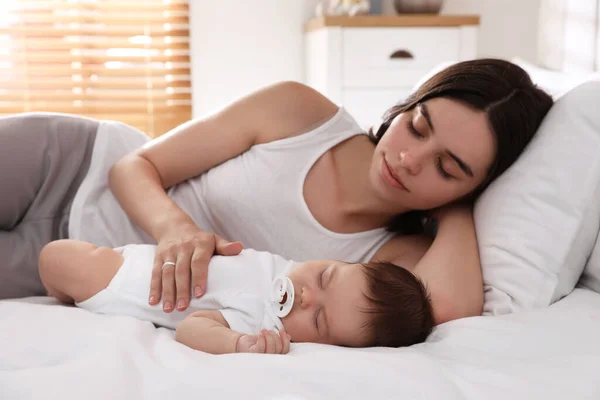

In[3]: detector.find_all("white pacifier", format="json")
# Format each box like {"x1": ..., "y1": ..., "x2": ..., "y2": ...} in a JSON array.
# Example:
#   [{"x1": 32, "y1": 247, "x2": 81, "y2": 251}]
[{"x1": 271, "y1": 276, "x2": 295, "y2": 318}]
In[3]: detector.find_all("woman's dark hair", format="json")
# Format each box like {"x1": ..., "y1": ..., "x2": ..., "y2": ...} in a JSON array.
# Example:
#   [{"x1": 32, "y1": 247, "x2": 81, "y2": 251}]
[{"x1": 368, "y1": 58, "x2": 554, "y2": 235}]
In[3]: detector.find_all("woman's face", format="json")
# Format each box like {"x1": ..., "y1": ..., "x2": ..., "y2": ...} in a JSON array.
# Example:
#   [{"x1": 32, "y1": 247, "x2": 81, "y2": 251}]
[{"x1": 370, "y1": 97, "x2": 496, "y2": 211}]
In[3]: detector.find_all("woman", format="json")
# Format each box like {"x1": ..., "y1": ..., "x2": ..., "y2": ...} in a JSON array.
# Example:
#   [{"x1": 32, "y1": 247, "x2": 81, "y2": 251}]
[{"x1": 0, "y1": 59, "x2": 553, "y2": 324}]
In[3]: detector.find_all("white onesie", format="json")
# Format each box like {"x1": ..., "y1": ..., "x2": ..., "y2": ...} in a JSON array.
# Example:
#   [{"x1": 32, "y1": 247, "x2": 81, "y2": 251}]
[{"x1": 76, "y1": 246, "x2": 295, "y2": 334}]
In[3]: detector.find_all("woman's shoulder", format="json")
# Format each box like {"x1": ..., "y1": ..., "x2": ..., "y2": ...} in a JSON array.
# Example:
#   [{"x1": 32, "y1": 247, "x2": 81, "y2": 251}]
[
  {"x1": 254, "y1": 81, "x2": 341, "y2": 144},
  {"x1": 272, "y1": 81, "x2": 339, "y2": 120}
]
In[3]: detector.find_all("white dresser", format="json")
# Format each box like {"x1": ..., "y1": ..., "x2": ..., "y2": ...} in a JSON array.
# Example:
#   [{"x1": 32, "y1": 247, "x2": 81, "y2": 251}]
[{"x1": 303, "y1": 15, "x2": 480, "y2": 128}]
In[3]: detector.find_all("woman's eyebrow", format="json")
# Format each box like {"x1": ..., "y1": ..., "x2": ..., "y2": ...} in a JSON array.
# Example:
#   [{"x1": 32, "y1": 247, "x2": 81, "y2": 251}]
[{"x1": 446, "y1": 151, "x2": 474, "y2": 177}]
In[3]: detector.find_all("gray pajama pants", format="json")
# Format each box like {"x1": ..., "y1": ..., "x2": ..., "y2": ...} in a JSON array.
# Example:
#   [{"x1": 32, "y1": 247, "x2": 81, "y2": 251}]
[{"x1": 0, "y1": 113, "x2": 98, "y2": 299}]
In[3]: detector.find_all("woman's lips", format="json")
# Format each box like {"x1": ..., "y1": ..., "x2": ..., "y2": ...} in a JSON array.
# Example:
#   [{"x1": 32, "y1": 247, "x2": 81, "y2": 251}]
[{"x1": 382, "y1": 158, "x2": 409, "y2": 192}]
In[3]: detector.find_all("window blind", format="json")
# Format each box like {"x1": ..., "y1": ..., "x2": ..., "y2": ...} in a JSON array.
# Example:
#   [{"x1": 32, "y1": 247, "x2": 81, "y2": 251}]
[{"x1": 0, "y1": 0, "x2": 191, "y2": 137}]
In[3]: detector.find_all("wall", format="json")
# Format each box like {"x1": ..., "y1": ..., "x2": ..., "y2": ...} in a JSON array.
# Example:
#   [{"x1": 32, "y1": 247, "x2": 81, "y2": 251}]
[
  {"x1": 189, "y1": 0, "x2": 541, "y2": 117},
  {"x1": 189, "y1": 0, "x2": 316, "y2": 116},
  {"x1": 444, "y1": 0, "x2": 541, "y2": 62},
  {"x1": 383, "y1": 0, "x2": 542, "y2": 62}
]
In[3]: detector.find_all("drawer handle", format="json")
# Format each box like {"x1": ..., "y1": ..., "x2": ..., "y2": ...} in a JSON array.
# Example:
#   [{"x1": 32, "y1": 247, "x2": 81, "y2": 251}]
[{"x1": 389, "y1": 49, "x2": 414, "y2": 59}]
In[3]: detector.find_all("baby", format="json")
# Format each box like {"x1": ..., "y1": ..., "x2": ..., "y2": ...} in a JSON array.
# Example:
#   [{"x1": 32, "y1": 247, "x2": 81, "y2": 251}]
[{"x1": 38, "y1": 240, "x2": 434, "y2": 354}]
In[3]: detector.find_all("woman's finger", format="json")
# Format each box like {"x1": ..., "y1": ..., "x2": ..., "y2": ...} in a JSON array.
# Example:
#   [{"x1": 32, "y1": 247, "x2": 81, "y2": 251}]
[
  {"x1": 160, "y1": 261, "x2": 176, "y2": 313},
  {"x1": 214, "y1": 235, "x2": 243, "y2": 256},
  {"x1": 174, "y1": 248, "x2": 193, "y2": 311},
  {"x1": 190, "y1": 246, "x2": 211, "y2": 299},
  {"x1": 149, "y1": 254, "x2": 164, "y2": 305}
]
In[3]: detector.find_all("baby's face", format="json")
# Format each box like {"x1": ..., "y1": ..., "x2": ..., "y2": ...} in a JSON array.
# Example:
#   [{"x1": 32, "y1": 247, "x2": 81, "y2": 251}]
[{"x1": 281, "y1": 260, "x2": 371, "y2": 347}]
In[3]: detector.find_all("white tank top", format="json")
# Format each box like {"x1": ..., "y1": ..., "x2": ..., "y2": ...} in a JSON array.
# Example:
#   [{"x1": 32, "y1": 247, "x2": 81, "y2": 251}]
[{"x1": 69, "y1": 107, "x2": 394, "y2": 263}]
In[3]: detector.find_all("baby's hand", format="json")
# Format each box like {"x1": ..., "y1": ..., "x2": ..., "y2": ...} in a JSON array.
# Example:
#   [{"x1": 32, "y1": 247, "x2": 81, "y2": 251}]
[{"x1": 236, "y1": 329, "x2": 291, "y2": 354}]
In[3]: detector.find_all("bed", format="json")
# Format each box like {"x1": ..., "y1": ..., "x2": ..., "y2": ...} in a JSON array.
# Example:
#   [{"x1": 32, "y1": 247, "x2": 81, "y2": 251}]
[
  {"x1": 0, "y1": 289, "x2": 599, "y2": 400},
  {"x1": 2, "y1": 2, "x2": 600, "y2": 399}
]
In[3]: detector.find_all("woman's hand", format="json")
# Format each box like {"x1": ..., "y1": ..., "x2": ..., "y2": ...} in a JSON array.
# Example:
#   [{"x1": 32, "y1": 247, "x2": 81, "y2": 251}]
[
  {"x1": 236, "y1": 329, "x2": 291, "y2": 354},
  {"x1": 149, "y1": 222, "x2": 243, "y2": 312}
]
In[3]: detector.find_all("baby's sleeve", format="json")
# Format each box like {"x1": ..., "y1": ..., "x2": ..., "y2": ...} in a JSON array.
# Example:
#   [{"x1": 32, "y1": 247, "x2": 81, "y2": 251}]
[{"x1": 219, "y1": 308, "x2": 260, "y2": 336}]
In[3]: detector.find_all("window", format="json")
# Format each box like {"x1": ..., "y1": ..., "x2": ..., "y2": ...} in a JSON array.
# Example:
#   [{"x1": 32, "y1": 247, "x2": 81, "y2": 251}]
[{"x1": 0, "y1": 0, "x2": 191, "y2": 137}]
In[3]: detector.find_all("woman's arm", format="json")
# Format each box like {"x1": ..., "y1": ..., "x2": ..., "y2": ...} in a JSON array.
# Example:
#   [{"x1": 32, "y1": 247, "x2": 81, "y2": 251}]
[
  {"x1": 109, "y1": 81, "x2": 339, "y2": 313},
  {"x1": 374, "y1": 207, "x2": 483, "y2": 325},
  {"x1": 412, "y1": 207, "x2": 483, "y2": 324},
  {"x1": 175, "y1": 311, "x2": 290, "y2": 354}
]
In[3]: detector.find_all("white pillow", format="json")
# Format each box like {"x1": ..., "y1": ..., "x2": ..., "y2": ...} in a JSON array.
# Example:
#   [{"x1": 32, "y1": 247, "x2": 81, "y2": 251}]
[
  {"x1": 580, "y1": 241, "x2": 600, "y2": 294},
  {"x1": 474, "y1": 80, "x2": 600, "y2": 315},
  {"x1": 511, "y1": 57, "x2": 600, "y2": 99}
]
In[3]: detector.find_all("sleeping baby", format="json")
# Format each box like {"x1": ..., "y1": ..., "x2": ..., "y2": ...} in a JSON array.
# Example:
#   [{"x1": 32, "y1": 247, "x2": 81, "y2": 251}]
[{"x1": 38, "y1": 240, "x2": 434, "y2": 354}]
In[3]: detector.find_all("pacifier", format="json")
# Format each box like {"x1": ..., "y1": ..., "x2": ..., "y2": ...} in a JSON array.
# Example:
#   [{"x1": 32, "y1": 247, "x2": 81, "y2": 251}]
[{"x1": 271, "y1": 276, "x2": 295, "y2": 318}]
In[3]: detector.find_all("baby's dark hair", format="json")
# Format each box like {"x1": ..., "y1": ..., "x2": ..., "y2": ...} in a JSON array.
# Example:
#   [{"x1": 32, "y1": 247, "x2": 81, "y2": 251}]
[{"x1": 360, "y1": 261, "x2": 434, "y2": 347}]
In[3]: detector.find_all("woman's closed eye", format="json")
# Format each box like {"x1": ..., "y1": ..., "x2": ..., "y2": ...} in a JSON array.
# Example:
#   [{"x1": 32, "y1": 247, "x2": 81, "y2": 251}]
[
  {"x1": 436, "y1": 157, "x2": 453, "y2": 180},
  {"x1": 406, "y1": 120, "x2": 424, "y2": 139},
  {"x1": 405, "y1": 119, "x2": 453, "y2": 179}
]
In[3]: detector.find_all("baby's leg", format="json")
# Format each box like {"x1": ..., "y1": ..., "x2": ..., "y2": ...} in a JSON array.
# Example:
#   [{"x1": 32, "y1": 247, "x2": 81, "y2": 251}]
[{"x1": 38, "y1": 240, "x2": 123, "y2": 304}]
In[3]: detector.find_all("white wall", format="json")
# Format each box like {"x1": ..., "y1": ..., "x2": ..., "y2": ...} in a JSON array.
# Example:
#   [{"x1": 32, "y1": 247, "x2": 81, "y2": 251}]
[
  {"x1": 189, "y1": 0, "x2": 541, "y2": 117},
  {"x1": 189, "y1": 0, "x2": 317, "y2": 116},
  {"x1": 442, "y1": 0, "x2": 541, "y2": 62},
  {"x1": 381, "y1": 0, "x2": 542, "y2": 62}
]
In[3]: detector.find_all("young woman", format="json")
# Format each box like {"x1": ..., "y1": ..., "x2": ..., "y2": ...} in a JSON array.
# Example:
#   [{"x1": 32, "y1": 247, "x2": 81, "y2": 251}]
[{"x1": 0, "y1": 59, "x2": 553, "y2": 324}]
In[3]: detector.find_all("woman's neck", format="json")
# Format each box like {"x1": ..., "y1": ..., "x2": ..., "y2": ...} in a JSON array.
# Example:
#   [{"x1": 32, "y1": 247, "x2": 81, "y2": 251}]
[{"x1": 332, "y1": 136, "x2": 409, "y2": 230}]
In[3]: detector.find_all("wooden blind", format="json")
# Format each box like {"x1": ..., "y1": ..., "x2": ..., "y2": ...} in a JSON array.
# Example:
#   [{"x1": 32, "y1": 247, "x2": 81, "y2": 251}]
[{"x1": 0, "y1": 0, "x2": 191, "y2": 137}]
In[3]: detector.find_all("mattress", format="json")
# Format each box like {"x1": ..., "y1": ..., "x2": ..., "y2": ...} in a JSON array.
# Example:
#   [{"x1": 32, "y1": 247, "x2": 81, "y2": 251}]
[{"x1": 1, "y1": 288, "x2": 599, "y2": 400}]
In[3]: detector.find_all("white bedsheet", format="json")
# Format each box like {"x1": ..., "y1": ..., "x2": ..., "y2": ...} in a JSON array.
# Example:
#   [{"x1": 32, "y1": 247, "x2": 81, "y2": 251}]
[{"x1": 1, "y1": 288, "x2": 599, "y2": 400}]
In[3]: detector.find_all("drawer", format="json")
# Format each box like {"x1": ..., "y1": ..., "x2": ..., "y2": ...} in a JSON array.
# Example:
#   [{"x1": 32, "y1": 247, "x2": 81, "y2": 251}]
[
  {"x1": 342, "y1": 88, "x2": 413, "y2": 129},
  {"x1": 342, "y1": 27, "x2": 460, "y2": 88}
]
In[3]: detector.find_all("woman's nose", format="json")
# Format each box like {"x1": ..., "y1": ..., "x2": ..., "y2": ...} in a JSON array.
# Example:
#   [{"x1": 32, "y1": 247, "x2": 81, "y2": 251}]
[{"x1": 400, "y1": 148, "x2": 424, "y2": 175}]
